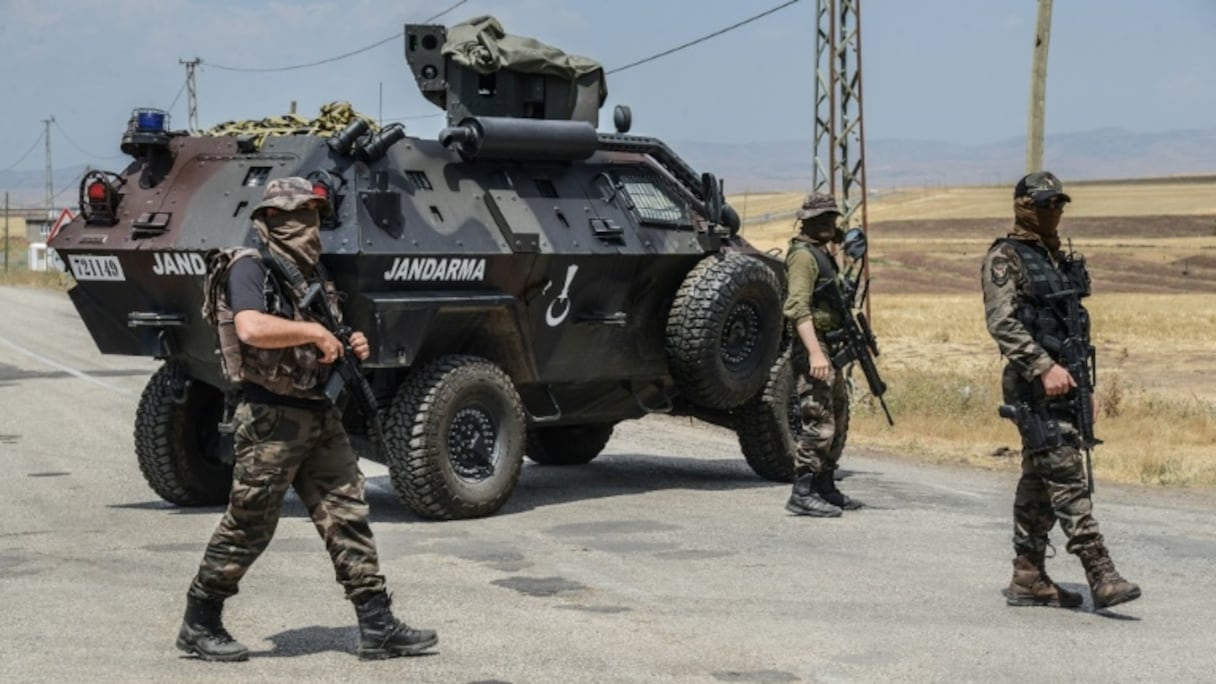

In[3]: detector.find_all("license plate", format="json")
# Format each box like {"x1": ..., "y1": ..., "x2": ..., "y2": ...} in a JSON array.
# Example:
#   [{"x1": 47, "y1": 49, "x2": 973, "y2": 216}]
[{"x1": 68, "y1": 254, "x2": 126, "y2": 282}]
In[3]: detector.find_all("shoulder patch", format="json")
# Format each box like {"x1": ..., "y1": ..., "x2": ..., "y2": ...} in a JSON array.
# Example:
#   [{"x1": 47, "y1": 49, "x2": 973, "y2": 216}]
[
  {"x1": 990, "y1": 255, "x2": 1011, "y2": 287},
  {"x1": 985, "y1": 242, "x2": 1020, "y2": 288}
]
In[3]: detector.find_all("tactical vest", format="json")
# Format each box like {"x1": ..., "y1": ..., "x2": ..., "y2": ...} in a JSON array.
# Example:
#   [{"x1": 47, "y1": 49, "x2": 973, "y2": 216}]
[
  {"x1": 788, "y1": 237, "x2": 844, "y2": 333},
  {"x1": 200, "y1": 247, "x2": 341, "y2": 399},
  {"x1": 993, "y1": 238, "x2": 1092, "y2": 356}
]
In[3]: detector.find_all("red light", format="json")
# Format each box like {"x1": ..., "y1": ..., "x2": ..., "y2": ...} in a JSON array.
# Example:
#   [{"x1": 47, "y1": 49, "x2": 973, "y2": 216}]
[
  {"x1": 311, "y1": 183, "x2": 329, "y2": 199},
  {"x1": 87, "y1": 182, "x2": 108, "y2": 202}
]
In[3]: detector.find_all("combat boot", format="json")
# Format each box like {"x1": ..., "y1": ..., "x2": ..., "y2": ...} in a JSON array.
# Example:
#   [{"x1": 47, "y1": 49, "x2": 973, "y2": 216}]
[
  {"x1": 784, "y1": 473, "x2": 842, "y2": 517},
  {"x1": 1006, "y1": 551, "x2": 1083, "y2": 608},
  {"x1": 1078, "y1": 543, "x2": 1141, "y2": 609},
  {"x1": 814, "y1": 471, "x2": 864, "y2": 510},
  {"x1": 354, "y1": 591, "x2": 438, "y2": 660},
  {"x1": 176, "y1": 595, "x2": 249, "y2": 662}
]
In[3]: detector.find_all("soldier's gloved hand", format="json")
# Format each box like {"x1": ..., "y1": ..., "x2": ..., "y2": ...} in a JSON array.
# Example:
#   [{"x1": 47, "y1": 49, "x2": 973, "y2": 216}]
[
  {"x1": 313, "y1": 324, "x2": 344, "y2": 364},
  {"x1": 1040, "y1": 364, "x2": 1076, "y2": 397},
  {"x1": 348, "y1": 331, "x2": 371, "y2": 361}
]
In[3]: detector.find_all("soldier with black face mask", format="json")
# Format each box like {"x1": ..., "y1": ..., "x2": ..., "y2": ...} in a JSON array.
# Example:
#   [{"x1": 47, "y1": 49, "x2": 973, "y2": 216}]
[
  {"x1": 781, "y1": 192, "x2": 862, "y2": 518},
  {"x1": 178, "y1": 177, "x2": 438, "y2": 661},
  {"x1": 982, "y1": 171, "x2": 1140, "y2": 611}
]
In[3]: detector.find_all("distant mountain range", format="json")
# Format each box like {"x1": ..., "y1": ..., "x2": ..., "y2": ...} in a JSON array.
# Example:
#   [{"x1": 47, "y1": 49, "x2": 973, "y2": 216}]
[
  {"x1": 674, "y1": 127, "x2": 1216, "y2": 192},
  {"x1": 3, "y1": 127, "x2": 1215, "y2": 207}
]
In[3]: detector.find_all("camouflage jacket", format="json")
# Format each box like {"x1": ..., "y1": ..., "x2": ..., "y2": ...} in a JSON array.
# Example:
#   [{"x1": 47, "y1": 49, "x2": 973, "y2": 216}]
[
  {"x1": 783, "y1": 236, "x2": 844, "y2": 333},
  {"x1": 981, "y1": 235, "x2": 1062, "y2": 381},
  {"x1": 201, "y1": 247, "x2": 341, "y2": 399}
]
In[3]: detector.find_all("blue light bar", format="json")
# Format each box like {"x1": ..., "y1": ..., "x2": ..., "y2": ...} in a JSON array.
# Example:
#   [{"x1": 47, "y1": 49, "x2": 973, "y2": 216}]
[{"x1": 134, "y1": 108, "x2": 168, "y2": 133}]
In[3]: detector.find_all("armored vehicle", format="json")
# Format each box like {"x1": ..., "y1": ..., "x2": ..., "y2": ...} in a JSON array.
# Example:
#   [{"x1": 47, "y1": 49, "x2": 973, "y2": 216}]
[{"x1": 50, "y1": 16, "x2": 801, "y2": 519}]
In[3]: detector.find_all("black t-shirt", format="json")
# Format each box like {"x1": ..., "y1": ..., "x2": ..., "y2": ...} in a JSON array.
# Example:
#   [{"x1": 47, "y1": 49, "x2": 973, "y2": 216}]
[{"x1": 227, "y1": 256, "x2": 327, "y2": 409}]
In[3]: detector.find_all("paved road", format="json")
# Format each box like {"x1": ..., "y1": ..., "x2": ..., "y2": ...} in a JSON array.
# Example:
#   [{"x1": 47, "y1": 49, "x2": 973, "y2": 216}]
[{"x1": 2, "y1": 286, "x2": 1215, "y2": 683}]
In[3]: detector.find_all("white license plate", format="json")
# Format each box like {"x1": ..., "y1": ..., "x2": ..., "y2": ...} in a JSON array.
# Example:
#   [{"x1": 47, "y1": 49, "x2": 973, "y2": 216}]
[{"x1": 68, "y1": 254, "x2": 126, "y2": 282}]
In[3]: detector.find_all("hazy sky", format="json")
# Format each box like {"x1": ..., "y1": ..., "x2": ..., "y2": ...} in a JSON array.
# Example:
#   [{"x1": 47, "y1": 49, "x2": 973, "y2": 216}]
[{"x1": 2, "y1": 0, "x2": 1214, "y2": 180}]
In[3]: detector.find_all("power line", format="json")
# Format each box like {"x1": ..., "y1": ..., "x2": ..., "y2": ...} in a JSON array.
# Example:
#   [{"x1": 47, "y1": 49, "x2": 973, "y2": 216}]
[
  {"x1": 607, "y1": 0, "x2": 801, "y2": 75},
  {"x1": 382, "y1": 112, "x2": 445, "y2": 124},
  {"x1": 53, "y1": 120, "x2": 123, "y2": 161},
  {"x1": 165, "y1": 78, "x2": 188, "y2": 119},
  {"x1": 1, "y1": 130, "x2": 45, "y2": 172},
  {"x1": 202, "y1": 0, "x2": 468, "y2": 73}
]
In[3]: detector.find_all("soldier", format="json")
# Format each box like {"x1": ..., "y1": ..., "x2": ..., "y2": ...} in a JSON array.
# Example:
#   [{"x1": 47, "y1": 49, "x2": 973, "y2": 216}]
[
  {"x1": 177, "y1": 177, "x2": 438, "y2": 661},
  {"x1": 982, "y1": 171, "x2": 1140, "y2": 610},
  {"x1": 782, "y1": 192, "x2": 864, "y2": 517}
]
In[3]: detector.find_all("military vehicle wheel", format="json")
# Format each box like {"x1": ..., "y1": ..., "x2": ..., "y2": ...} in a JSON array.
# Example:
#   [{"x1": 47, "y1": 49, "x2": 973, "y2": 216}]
[
  {"x1": 666, "y1": 252, "x2": 782, "y2": 410},
  {"x1": 134, "y1": 363, "x2": 233, "y2": 506},
  {"x1": 733, "y1": 349, "x2": 798, "y2": 482},
  {"x1": 385, "y1": 355, "x2": 525, "y2": 520},
  {"x1": 526, "y1": 423, "x2": 615, "y2": 465}
]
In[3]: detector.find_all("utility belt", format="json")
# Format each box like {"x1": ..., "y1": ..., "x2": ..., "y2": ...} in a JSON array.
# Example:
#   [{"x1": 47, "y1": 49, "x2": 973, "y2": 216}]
[{"x1": 241, "y1": 382, "x2": 332, "y2": 412}]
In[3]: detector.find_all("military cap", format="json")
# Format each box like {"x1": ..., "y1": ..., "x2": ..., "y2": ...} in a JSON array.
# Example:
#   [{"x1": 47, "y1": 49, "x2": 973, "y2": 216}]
[
  {"x1": 1014, "y1": 171, "x2": 1072, "y2": 207},
  {"x1": 252, "y1": 176, "x2": 332, "y2": 218},
  {"x1": 795, "y1": 191, "x2": 841, "y2": 220}
]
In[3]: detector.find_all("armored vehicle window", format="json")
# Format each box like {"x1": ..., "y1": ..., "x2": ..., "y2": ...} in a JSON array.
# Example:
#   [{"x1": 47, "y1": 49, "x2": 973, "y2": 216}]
[
  {"x1": 242, "y1": 167, "x2": 272, "y2": 187},
  {"x1": 534, "y1": 178, "x2": 559, "y2": 198},
  {"x1": 615, "y1": 170, "x2": 690, "y2": 226},
  {"x1": 405, "y1": 170, "x2": 433, "y2": 191}
]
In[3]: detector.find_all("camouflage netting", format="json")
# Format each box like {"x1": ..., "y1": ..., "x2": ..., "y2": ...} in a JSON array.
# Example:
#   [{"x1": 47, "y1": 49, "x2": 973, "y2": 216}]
[
  {"x1": 203, "y1": 101, "x2": 379, "y2": 149},
  {"x1": 443, "y1": 15, "x2": 607, "y2": 102}
]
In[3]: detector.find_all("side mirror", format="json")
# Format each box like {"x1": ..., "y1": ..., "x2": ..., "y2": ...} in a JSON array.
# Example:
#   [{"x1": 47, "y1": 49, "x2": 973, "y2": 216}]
[
  {"x1": 842, "y1": 227, "x2": 867, "y2": 261},
  {"x1": 701, "y1": 172, "x2": 723, "y2": 225}
]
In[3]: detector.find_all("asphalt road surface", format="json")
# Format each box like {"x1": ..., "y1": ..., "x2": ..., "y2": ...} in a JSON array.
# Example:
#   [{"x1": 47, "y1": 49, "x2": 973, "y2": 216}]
[{"x1": 2, "y1": 285, "x2": 1215, "y2": 683}]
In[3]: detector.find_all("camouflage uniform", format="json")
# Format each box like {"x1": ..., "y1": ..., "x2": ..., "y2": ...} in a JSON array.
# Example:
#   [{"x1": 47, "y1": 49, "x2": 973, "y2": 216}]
[
  {"x1": 982, "y1": 171, "x2": 1139, "y2": 609},
  {"x1": 785, "y1": 237, "x2": 848, "y2": 476},
  {"x1": 189, "y1": 177, "x2": 384, "y2": 604},
  {"x1": 178, "y1": 178, "x2": 437, "y2": 661},
  {"x1": 782, "y1": 192, "x2": 859, "y2": 516}
]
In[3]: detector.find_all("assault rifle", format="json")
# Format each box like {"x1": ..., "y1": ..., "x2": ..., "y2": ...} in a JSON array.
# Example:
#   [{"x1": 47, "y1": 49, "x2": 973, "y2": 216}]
[
  {"x1": 998, "y1": 243, "x2": 1099, "y2": 493},
  {"x1": 818, "y1": 229, "x2": 893, "y2": 426},
  {"x1": 297, "y1": 279, "x2": 388, "y2": 461}
]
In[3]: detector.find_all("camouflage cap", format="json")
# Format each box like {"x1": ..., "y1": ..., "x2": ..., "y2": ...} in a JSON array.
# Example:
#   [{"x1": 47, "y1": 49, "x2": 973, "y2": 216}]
[
  {"x1": 1014, "y1": 171, "x2": 1071, "y2": 207},
  {"x1": 252, "y1": 176, "x2": 332, "y2": 218},
  {"x1": 795, "y1": 192, "x2": 841, "y2": 220}
]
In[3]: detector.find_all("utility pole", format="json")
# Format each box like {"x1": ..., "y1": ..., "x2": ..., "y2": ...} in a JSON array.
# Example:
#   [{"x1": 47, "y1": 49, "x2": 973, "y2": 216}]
[
  {"x1": 42, "y1": 117, "x2": 54, "y2": 217},
  {"x1": 1025, "y1": 0, "x2": 1053, "y2": 173},
  {"x1": 4, "y1": 192, "x2": 9, "y2": 273},
  {"x1": 180, "y1": 57, "x2": 201, "y2": 132}
]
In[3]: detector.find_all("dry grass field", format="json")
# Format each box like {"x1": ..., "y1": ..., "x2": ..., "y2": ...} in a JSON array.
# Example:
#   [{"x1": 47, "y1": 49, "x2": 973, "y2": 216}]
[{"x1": 732, "y1": 177, "x2": 1216, "y2": 486}]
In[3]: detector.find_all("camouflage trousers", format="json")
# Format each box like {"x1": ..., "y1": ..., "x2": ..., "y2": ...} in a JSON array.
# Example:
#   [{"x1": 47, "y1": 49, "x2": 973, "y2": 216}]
[
  {"x1": 1003, "y1": 368, "x2": 1104, "y2": 557},
  {"x1": 189, "y1": 401, "x2": 386, "y2": 603},
  {"x1": 793, "y1": 363, "x2": 850, "y2": 476},
  {"x1": 1013, "y1": 422, "x2": 1104, "y2": 557}
]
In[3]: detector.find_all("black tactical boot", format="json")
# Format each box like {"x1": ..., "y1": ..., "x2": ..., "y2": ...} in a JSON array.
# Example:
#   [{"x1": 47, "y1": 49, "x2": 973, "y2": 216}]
[
  {"x1": 1077, "y1": 543, "x2": 1141, "y2": 610},
  {"x1": 814, "y1": 471, "x2": 864, "y2": 510},
  {"x1": 176, "y1": 595, "x2": 249, "y2": 662},
  {"x1": 1006, "y1": 550, "x2": 1083, "y2": 608},
  {"x1": 785, "y1": 473, "x2": 842, "y2": 517},
  {"x1": 354, "y1": 592, "x2": 438, "y2": 660}
]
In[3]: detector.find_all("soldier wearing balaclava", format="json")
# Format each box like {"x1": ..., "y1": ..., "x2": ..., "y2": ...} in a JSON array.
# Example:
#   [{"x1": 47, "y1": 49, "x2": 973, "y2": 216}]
[{"x1": 982, "y1": 171, "x2": 1140, "y2": 611}]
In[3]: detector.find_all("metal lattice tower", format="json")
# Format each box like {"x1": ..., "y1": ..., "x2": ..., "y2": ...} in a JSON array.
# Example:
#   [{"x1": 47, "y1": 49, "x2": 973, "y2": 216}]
[
  {"x1": 813, "y1": 0, "x2": 871, "y2": 316},
  {"x1": 812, "y1": 0, "x2": 869, "y2": 232},
  {"x1": 180, "y1": 58, "x2": 201, "y2": 132}
]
